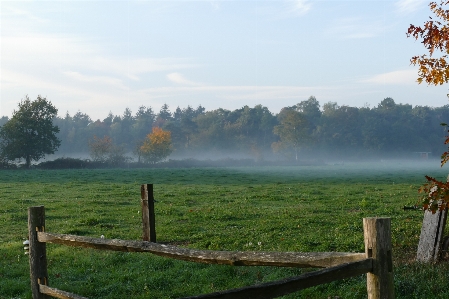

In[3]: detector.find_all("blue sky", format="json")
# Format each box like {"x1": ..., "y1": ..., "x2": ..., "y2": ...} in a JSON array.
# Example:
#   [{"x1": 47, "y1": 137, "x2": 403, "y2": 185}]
[{"x1": 1, "y1": 0, "x2": 448, "y2": 120}]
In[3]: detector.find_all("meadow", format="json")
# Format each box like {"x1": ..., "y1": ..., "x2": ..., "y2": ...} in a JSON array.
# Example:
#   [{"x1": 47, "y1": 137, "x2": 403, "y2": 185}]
[{"x1": 2, "y1": 161, "x2": 449, "y2": 298}]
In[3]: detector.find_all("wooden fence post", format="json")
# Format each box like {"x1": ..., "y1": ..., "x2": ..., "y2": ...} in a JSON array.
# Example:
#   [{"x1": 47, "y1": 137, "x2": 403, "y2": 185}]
[
  {"x1": 363, "y1": 217, "x2": 394, "y2": 299},
  {"x1": 28, "y1": 206, "x2": 49, "y2": 299},
  {"x1": 141, "y1": 184, "x2": 156, "y2": 242},
  {"x1": 416, "y1": 207, "x2": 448, "y2": 262}
]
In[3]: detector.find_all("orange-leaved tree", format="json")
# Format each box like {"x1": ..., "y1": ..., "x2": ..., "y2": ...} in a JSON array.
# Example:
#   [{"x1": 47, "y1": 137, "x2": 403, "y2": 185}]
[
  {"x1": 408, "y1": 0, "x2": 449, "y2": 212},
  {"x1": 140, "y1": 127, "x2": 173, "y2": 164}
]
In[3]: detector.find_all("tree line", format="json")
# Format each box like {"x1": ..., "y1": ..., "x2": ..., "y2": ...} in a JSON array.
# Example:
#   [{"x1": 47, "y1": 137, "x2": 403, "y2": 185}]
[{"x1": 1, "y1": 95, "x2": 449, "y2": 166}]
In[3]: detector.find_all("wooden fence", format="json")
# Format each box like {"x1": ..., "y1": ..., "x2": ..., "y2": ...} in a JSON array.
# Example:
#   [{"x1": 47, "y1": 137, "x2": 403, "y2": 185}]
[{"x1": 27, "y1": 184, "x2": 395, "y2": 299}]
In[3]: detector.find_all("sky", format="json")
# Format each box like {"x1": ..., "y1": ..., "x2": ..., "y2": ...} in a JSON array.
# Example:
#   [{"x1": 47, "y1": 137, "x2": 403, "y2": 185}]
[{"x1": 1, "y1": 0, "x2": 449, "y2": 121}]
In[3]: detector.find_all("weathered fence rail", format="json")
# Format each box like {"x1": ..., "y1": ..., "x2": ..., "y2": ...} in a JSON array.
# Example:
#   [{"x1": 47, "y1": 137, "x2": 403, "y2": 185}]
[
  {"x1": 27, "y1": 184, "x2": 395, "y2": 299},
  {"x1": 38, "y1": 232, "x2": 367, "y2": 268}
]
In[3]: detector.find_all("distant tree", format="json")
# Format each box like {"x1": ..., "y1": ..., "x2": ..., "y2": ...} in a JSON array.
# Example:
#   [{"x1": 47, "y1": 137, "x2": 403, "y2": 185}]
[
  {"x1": 141, "y1": 127, "x2": 172, "y2": 164},
  {"x1": 70, "y1": 111, "x2": 92, "y2": 153},
  {"x1": 295, "y1": 96, "x2": 321, "y2": 125},
  {"x1": 320, "y1": 105, "x2": 362, "y2": 153},
  {"x1": 88, "y1": 135, "x2": 129, "y2": 165},
  {"x1": 0, "y1": 116, "x2": 8, "y2": 127},
  {"x1": 88, "y1": 119, "x2": 110, "y2": 140},
  {"x1": 103, "y1": 112, "x2": 114, "y2": 127},
  {"x1": 165, "y1": 105, "x2": 200, "y2": 152},
  {"x1": 272, "y1": 109, "x2": 310, "y2": 161},
  {"x1": 195, "y1": 105, "x2": 206, "y2": 116},
  {"x1": 163, "y1": 120, "x2": 183, "y2": 152},
  {"x1": 322, "y1": 102, "x2": 339, "y2": 116},
  {"x1": 107, "y1": 108, "x2": 135, "y2": 150},
  {"x1": 173, "y1": 106, "x2": 183, "y2": 122},
  {"x1": 132, "y1": 139, "x2": 145, "y2": 163},
  {"x1": 53, "y1": 110, "x2": 95, "y2": 154},
  {"x1": 229, "y1": 105, "x2": 277, "y2": 158},
  {"x1": 72, "y1": 111, "x2": 92, "y2": 128},
  {"x1": 159, "y1": 104, "x2": 172, "y2": 120},
  {"x1": 193, "y1": 108, "x2": 232, "y2": 152},
  {"x1": 108, "y1": 144, "x2": 129, "y2": 166},
  {"x1": 120, "y1": 107, "x2": 134, "y2": 147},
  {"x1": 133, "y1": 106, "x2": 155, "y2": 141},
  {"x1": 183, "y1": 105, "x2": 196, "y2": 119},
  {"x1": 153, "y1": 104, "x2": 172, "y2": 128},
  {"x1": 0, "y1": 95, "x2": 60, "y2": 168},
  {"x1": 88, "y1": 135, "x2": 113, "y2": 162}
]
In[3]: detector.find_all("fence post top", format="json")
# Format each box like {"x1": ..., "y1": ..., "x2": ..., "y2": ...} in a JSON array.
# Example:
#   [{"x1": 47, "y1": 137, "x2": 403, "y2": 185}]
[{"x1": 29, "y1": 205, "x2": 45, "y2": 209}]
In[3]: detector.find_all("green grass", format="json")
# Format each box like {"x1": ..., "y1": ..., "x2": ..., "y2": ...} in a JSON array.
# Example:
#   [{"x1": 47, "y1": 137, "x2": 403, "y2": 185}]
[{"x1": 1, "y1": 161, "x2": 449, "y2": 298}]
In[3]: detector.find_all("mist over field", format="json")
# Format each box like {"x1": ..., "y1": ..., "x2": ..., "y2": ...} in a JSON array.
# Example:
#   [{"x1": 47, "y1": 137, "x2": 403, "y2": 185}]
[{"x1": 2, "y1": 97, "x2": 449, "y2": 167}]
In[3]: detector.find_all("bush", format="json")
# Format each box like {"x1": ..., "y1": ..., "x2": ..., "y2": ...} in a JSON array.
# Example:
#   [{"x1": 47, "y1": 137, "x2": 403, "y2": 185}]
[{"x1": 37, "y1": 157, "x2": 89, "y2": 169}]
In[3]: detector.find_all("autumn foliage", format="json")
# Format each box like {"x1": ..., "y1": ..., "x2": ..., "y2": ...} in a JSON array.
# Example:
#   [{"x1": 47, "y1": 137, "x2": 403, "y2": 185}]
[
  {"x1": 408, "y1": 1, "x2": 449, "y2": 212},
  {"x1": 140, "y1": 127, "x2": 172, "y2": 164},
  {"x1": 419, "y1": 131, "x2": 449, "y2": 213},
  {"x1": 407, "y1": 1, "x2": 449, "y2": 86}
]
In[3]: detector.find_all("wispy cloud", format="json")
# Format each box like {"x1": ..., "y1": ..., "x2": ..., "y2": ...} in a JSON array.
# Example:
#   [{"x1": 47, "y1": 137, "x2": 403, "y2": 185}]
[
  {"x1": 209, "y1": 1, "x2": 220, "y2": 11},
  {"x1": 0, "y1": 68, "x2": 127, "y2": 116},
  {"x1": 63, "y1": 71, "x2": 128, "y2": 90},
  {"x1": 2, "y1": 31, "x2": 199, "y2": 86},
  {"x1": 326, "y1": 17, "x2": 387, "y2": 39},
  {"x1": 361, "y1": 69, "x2": 418, "y2": 85},
  {"x1": 137, "y1": 85, "x2": 328, "y2": 104},
  {"x1": 255, "y1": 0, "x2": 312, "y2": 19},
  {"x1": 87, "y1": 57, "x2": 198, "y2": 81},
  {"x1": 167, "y1": 73, "x2": 203, "y2": 86},
  {"x1": 2, "y1": 6, "x2": 50, "y2": 24},
  {"x1": 1, "y1": 2, "x2": 200, "y2": 82},
  {"x1": 288, "y1": 0, "x2": 312, "y2": 16},
  {"x1": 395, "y1": 0, "x2": 427, "y2": 15},
  {"x1": 0, "y1": 5, "x2": 201, "y2": 118}
]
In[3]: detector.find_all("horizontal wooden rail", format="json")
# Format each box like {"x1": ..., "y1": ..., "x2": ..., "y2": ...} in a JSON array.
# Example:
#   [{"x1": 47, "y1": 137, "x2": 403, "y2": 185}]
[
  {"x1": 183, "y1": 258, "x2": 373, "y2": 299},
  {"x1": 38, "y1": 232, "x2": 366, "y2": 268},
  {"x1": 39, "y1": 284, "x2": 88, "y2": 299},
  {"x1": 38, "y1": 258, "x2": 372, "y2": 299}
]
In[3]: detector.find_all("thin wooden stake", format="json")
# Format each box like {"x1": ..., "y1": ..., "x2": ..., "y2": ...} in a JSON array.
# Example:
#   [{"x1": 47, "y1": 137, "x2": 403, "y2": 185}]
[
  {"x1": 363, "y1": 217, "x2": 394, "y2": 299},
  {"x1": 141, "y1": 184, "x2": 156, "y2": 242},
  {"x1": 28, "y1": 206, "x2": 49, "y2": 299}
]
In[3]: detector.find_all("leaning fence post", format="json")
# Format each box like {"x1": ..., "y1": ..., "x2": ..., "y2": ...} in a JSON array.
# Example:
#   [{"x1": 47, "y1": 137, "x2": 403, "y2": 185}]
[
  {"x1": 363, "y1": 217, "x2": 394, "y2": 299},
  {"x1": 28, "y1": 206, "x2": 49, "y2": 299},
  {"x1": 141, "y1": 184, "x2": 156, "y2": 242}
]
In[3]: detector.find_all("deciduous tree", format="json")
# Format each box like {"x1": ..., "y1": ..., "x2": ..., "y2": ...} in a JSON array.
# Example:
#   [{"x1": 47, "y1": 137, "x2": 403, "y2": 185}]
[
  {"x1": 140, "y1": 127, "x2": 172, "y2": 164},
  {"x1": 408, "y1": 1, "x2": 449, "y2": 212},
  {"x1": 88, "y1": 135, "x2": 113, "y2": 162},
  {"x1": 0, "y1": 95, "x2": 60, "y2": 168},
  {"x1": 272, "y1": 109, "x2": 310, "y2": 161},
  {"x1": 407, "y1": 1, "x2": 449, "y2": 86}
]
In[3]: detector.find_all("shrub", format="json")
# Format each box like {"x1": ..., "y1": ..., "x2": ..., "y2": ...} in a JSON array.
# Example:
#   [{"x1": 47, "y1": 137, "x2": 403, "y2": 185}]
[{"x1": 37, "y1": 157, "x2": 89, "y2": 169}]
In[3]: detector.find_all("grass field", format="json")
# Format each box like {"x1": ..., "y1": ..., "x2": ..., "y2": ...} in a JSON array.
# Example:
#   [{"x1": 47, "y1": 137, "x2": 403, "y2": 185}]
[{"x1": 2, "y1": 161, "x2": 449, "y2": 298}]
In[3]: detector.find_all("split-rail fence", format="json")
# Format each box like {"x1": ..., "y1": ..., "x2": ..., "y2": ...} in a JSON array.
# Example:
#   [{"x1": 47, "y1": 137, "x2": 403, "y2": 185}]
[{"x1": 27, "y1": 184, "x2": 394, "y2": 299}]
